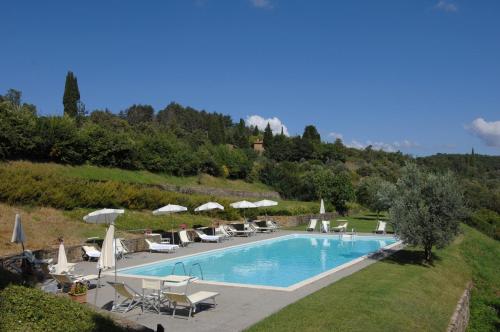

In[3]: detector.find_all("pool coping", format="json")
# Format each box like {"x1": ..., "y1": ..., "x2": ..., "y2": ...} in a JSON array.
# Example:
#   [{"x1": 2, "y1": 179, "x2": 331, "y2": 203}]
[{"x1": 105, "y1": 233, "x2": 402, "y2": 292}]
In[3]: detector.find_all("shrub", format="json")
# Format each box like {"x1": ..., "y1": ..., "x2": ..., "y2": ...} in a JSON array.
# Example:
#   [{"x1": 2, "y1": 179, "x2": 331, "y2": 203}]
[
  {"x1": 0, "y1": 285, "x2": 125, "y2": 332},
  {"x1": 466, "y1": 208, "x2": 500, "y2": 240}
]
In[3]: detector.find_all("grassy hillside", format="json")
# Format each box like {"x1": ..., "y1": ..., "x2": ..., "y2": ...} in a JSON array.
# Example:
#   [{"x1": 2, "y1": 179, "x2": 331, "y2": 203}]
[
  {"x1": 55, "y1": 162, "x2": 275, "y2": 193},
  {"x1": 248, "y1": 225, "x2": 499, "y2": 332}
]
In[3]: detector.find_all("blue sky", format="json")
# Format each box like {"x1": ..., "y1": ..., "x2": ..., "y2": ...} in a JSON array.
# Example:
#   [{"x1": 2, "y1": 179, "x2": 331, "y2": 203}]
[{"x1": 1, "y1": 0, "x2": 499, "y2": 155}]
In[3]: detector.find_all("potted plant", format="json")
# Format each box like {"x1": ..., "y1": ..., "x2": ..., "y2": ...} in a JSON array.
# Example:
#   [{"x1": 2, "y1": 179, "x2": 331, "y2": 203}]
[{"x1": 68, "y1": 281, "x2": 88, "y2": 303}]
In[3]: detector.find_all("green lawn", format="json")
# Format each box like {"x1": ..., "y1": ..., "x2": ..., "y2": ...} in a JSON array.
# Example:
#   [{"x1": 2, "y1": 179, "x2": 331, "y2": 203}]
[
  {"x1": 247, "y1": 225, "x2": 499, "y2": 332},
  {"x1": 284, "y1": 213, "x2": 394, "y2": 233}
]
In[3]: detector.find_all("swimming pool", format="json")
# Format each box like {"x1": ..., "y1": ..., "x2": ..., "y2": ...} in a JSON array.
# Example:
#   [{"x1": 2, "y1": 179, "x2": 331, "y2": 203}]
[{"x1": 118, "y1": 234, "x2": 399, "y2": 290}]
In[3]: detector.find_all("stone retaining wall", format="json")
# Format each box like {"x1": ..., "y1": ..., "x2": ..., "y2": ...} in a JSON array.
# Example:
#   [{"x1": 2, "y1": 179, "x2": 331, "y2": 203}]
[
  {"x1": 447, "y1": 282, "x2": 472, "y2": 332},
  {"x1": 158, "y1": 183, "x2": 281, "y2": 200}
]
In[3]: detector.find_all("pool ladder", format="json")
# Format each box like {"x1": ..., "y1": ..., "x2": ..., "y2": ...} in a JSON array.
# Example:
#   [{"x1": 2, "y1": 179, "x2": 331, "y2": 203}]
[{"x1": 170, "y1": 261, "x2": 204, "y2": 280}]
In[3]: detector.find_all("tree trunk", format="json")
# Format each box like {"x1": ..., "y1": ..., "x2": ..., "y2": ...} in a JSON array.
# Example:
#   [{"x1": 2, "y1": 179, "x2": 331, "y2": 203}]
[{"x1": 424, "y1": 244, "x2": 432, "y2": 261}]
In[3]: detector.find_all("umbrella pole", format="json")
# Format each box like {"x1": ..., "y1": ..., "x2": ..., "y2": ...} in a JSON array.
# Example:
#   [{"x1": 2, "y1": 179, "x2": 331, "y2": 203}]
[
  {"x1": 171, "y1": 216, "x2": 174, "y2": 245},
  {"x1": 95, "y1": 269, "x2": 101, "y2": 307}
]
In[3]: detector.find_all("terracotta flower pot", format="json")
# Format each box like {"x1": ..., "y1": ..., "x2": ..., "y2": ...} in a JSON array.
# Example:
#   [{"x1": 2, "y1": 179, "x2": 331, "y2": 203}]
[{"x1": 69, "y1": 293, "x2": 87, "y2": 304}]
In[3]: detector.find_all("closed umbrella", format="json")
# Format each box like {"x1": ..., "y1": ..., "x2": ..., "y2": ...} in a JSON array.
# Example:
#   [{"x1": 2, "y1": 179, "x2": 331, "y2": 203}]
[
  {"x1": 195, "y1": 202, "x2": 224, "y2": 234},
  {"x1": 11, "y1": 214, "x2": 26, "y2": 252},
  {"x1": 230, "y1": 200, "x2": 257, "y2": 221},
  {"x1": 153, "y1": 204, "x2": 188, "y2": 245},
  {"x1": 55, "y1": 243, "x2": 69, "y2": 274},
  {"x1": 83, "y1": 208, "x2": 124, "y2": 307},
  {"x1": 320, "y1": 199, "x2": 325, "y2": 215}
]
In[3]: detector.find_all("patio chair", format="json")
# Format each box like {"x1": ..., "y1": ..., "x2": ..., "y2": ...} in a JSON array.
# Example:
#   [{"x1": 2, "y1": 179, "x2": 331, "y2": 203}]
[
  {"x1": 142, "y1": 279, "x2": 163, "y2": 314},
  {"x1": 266, "y1": 220, "x2": 280, "y2": 231},
  {"x1": 108, "y1": 281, "x2": 143, "y2": 313},
  {"x1": 253, "y1": 221, "x2": 274, "y2": 232},
  {"x1": 374, "y1": 221, "x2": 387, "y2": 234},
  {"x1": 82, "y1": 245, "x2": 101, "y2": 261},
  {"x1": 306, "y1": 219, "x2": 318, "y2": 232},
  {"x1": 164, "y1": 291, "x2": 219, "y2": 318},
  {"x1": 331, "y1": 221, "x2": 348, "y2": 233},
  {"x1": 179, "y1": 230, "x2": 193, "y2": 247},
  {"x1": 214, "y1": 226, "x2": 231, "y2": 240},
  {"x1": 145, "y1": 239, "x2": 179, "y2": 253},
  {"x1": 321, "y1": 220, "x2": 330, "y2": 233},
  {"x1": 194, "y1": 230, "x2": 222, "y2": 243}
]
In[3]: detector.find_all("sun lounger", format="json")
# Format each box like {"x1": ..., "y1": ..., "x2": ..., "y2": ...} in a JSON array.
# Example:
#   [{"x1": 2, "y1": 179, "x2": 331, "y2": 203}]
[
  {"x1": 374, "y1": 221, "x2": 387, "y2": 234},
  {"x1": 266, "y1": 220, "x2": 280, "y2": 231},
  {"x1": 145, "y1": 239, "x2": 179, "y2": 253},
  {"x1": 227, "y1": 224, "x2": 253, "y2": 237},
  {"x1": 82, "y1": 245, "x2": 101, "y2": 261},
  {"x1": 108, "y1": 281, "x2": 144, "y2": 313},
  {"x1": 215, "y1": 226, "x2": 231, "y2": 240},
  {"x1": 194, "y1": 230, "x2": 222, "y2": 243},
  {"x1": 306, "y1": 219, "x2": 317, "y2": 232},
  {"x1": 114, "y1": 238, "x2": 129, "y2": 259},
  {"x1": 331, "y1": 221, "x2": 348, "y2": 232},
  {"x1": 179, "y1": 230, "x2": 193, "y2": 247},
  {"x1": 253, "y1": 221, "x2": 274, "y2": 232},
  {"x1": 321, "y1": 220, "x2": 330, "y2": 233},
  {"x1": 164, "y1": 291, "x2": 218, "y2": 318},
  {"x1": 51, "y1": 273, "x2": 98, "y2": 292}
]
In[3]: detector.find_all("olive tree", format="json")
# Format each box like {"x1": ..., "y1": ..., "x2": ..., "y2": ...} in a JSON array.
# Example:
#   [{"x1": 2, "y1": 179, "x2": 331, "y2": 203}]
[{"x1": 390, "y1": 163, "x2": 466, "y2": 261}]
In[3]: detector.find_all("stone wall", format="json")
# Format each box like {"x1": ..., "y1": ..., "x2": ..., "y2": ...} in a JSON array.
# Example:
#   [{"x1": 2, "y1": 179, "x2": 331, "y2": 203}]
[
  {"x1": 158, "y1": 183, "x2": 281, "y2": 200},
  {"x1": 447, "y1": 282, "x2": 472, "y2": 332}
]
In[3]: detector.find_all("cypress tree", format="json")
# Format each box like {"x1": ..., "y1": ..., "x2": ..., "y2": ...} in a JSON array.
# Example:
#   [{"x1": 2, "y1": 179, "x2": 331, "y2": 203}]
[
  {"x1": 63, "y1": 71, "x2": 80, "y2": 117},
  {"x1": 263, "y1": 122, "x2": 273, "y2": 148}
]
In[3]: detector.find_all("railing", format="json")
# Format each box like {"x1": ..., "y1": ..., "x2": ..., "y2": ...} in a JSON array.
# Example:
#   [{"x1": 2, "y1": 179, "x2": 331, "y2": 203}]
[
  {"x1": 171, "y1": 261, "x2": 187, "y2": 275},
  {"x1": 189, "y1": 262, "x2": 204, "y2": 280}
]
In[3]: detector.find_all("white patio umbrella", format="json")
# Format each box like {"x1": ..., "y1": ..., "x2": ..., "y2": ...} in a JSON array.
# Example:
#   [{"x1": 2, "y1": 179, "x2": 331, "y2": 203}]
[
  {"x1": 55, "y1": 243, "x2": 69, "y2": 274},
  {"x1": 152, "y1": 204, "x2": 188, "y2": 245},
  {"x1": 194, "y1": 202, "x2": 224, "y2": 212},
  {"x1": 83, "y1": 208, "x2": 124, "y2": 306},
  {"x1": 11, "y1": 214, "x2": 26, "y2": 252},
  {"x1": 253, "y1": 199, "x2": 278, "y2": 220},
  {"x1": 320, "y1": 199, "x2": 325, "y2": 215},
  {"x1": 230, "y1": 200, "x2": 257, "y2": 221},
  {"x1": 194, "y1": 202, "x2": 224, "y2": 234}
]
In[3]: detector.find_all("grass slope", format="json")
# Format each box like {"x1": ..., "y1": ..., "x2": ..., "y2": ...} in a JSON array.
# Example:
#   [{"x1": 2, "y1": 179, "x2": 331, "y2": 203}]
[{"x1": 248, "y1": 225, "x2": 499, "y2": 332}]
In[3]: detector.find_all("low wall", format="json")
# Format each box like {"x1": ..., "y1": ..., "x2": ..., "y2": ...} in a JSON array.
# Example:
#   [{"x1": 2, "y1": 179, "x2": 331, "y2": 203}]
[{"x1": 447, "y1": 282, "x2": 472, "y2": 332}]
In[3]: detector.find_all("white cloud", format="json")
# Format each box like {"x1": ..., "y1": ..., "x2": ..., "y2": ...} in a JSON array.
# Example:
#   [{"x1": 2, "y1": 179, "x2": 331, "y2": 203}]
[
  {"x1": 249, "y1": 0, "x2": 273, "y2": 9},
  {"x1": 246, "y1": 115, "x2": 289, "y2": 136},
  {"x1": 435, "y1": 0, "x2": 458, "y2": 12},
  {"x1": 328, "y1": 132, "x2": 343, "y2": 140},
  {"x1": 467, "y1": 118, "x2": 500, "y2": 148},
  {"x1": 345, "y1": 139, "x2": 420, "y2": 152}
]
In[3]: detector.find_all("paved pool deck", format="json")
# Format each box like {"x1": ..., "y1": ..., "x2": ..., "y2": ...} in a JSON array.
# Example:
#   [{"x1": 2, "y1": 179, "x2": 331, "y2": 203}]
[{"x1": 73, "y1": 231, "x2": 400, "y2": 332}]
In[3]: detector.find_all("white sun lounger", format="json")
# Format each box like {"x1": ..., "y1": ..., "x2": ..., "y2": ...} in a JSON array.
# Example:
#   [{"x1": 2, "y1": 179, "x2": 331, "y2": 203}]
[
  {"x1": 114, "y1": 238, "x2": 129, "y2": 259},
  {"x1": 194, "y1": 230, "x2": 222, "y2": 243},
  {"x1": 179, "y1": 230, "x2": 194, "y2": 247},
  {"x1": 375, "y1": 221, "x2": 387, "y2": 234},
  {"x1": 331, "y1": 221, "x2": 348, "y2": 232},
  {"x1": 82, "y1": 245, "x2": 101, "y2": 261},
  {"x1": 321, "y1": 220, "x2": 330, "y2": 233},
  {"x1": 164, "y1": 291, "x2": 219, "y2": 318},
  {"x1": 227, "y1": 224, "x2": 253, "y2": 237},
  {"x1": 51, "y1": 273, "x2": 98, "y2": 292},
  {"x1": 145, "y1": 239, "x2": 179, "y2": 253},
  {"x1": 306, "y1": 219, "x2": 317, "y2": 232}
]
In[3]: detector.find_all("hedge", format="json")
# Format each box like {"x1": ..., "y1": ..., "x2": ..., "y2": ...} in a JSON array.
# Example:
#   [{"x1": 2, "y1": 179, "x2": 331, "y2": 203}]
[{"x1": 0, "y1": 285, "x2": 125, "y2": 332}]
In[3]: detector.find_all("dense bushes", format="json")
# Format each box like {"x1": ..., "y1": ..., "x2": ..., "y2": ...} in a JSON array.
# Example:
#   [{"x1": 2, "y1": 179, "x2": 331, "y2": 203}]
[
  {"x1": 466, "y1": 209, "x2": 500, "y2": 240},
  {"x1": 0, "y1": 285, "x2": 125, "y2": 332}
]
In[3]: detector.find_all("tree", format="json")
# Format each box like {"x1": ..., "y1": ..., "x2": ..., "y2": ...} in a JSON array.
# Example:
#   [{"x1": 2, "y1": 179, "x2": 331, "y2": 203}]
[
  {"x1": 63, "y1": 71, "x2": 80, "y2": 117},
  {"x1": 263, "y1": 122, "x2": 273, "y2": 148},
  {"x1": 330, "y1": 172, "x2": 355, "y2": 215},
  {"x1": 356, "y1": 177, "x2": 396, "y2": 217},
  {"x1": 390, "y1": 163, "x2": 466, "y2": 261},
  {"x1": 123, "y1": 104, "x2": 154, "y2": 125},
  {"x1": 233, "y1": 119, "x2": 249, "y2": 148},
  {"x1": 302, "y1": 125, "x2": 321, "y2": 144},
  {"x1": 4, "y1": 89, "x2": 21, "y2": 108}
]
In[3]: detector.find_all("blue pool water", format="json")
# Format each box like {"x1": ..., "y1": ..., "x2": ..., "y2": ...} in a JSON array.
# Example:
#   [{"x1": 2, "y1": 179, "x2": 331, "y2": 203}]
[{"x1": 120, "y1": 234, "x2": 397, "y2": 288}]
